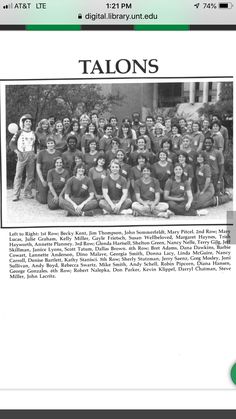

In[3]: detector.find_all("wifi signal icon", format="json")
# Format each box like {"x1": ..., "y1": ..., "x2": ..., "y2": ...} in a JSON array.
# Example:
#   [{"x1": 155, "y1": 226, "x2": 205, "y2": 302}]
[{"x1": 3, "y1": 3, "x2": 13, "y2": 9}]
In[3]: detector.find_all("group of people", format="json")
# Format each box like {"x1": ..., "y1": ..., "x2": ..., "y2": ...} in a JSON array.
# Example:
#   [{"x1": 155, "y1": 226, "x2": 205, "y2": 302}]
[{"x1": 9, "y1": 111, "x2": 232, "y2": 218}]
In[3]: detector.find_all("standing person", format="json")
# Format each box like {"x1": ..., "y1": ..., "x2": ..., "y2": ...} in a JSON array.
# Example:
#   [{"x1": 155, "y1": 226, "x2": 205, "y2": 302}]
[
  {"x1": 211, "y1": 121, "x2": 224, "y2": 152},
  {"x1": 180, "y1": 135, "x2": 197, "y2": 166},
  {"x1": 132, "y1": 164, "x2": 169, "y2": 218},
  {"x1": 136, "y1": 123, "x2": 152, "y2": 151},
  {"x1": 161, "y1": 139, "x2": 177, "y2": 164},
  {"x1": 81, "y1": 122, "x2": 98, "y2": 155},
  {"x1": 48, "y1": 115, "x2": 55, "y2": 133},
  {"x1": 84, "y1": 139, "x2": 100, "y2": 173},
  {"x1": 36, "y1": 137, "x2": 61, "y2": 204},
  {"x1": 193, "y1": 151, "x2": 215, "y2": 209},
  {"x1": 203, "y1": 137, "x2": 224, "y2": 195},
  {"x1": 178, "y1": 118, "x2": 187, "y2": 136},
  {"x1": 35, "y1": 118, "x2": 50, "y2": 150},
  {"x1": 90, "y1": 111, "x2": 99, "y2": 128},
  {"x1": 62, "y1": 135, "x2": 83, "y2": 176},
  {"x1": 105, "y1": 137, "x2": 120, "y2": 166},
  {"x1": 66, "y1": 120, "x2": 81, "y2": 150},
  {"x1": 201, "y1": 119, "x2": 211, "y2": 139},
  {"x1": 151, "y1": 150, "x2": 173, "y2": 194},
  {"x1": 47, "y1": 157, "x2": 70, "y2": 210},
  {"x1": 164, "y1": 164, "x2": 200, "y2": 216},
  {"x1": 62, "y1": 116, "x2": 71, "y2": 136},
  {"x1": 164, "y1": 118, "x2": 172, "y2": 139},
  {"x1": 176, "y1": 151, "x2": 194, "y2": 187},
  {"x1": 170, "y1": 124, "x2": 182, "y2": 152},
  {"x1": 88, "y1": 154, "x2": 107, "y2": 204},
  {"x1": 60, "y1": 163, "x2": 98, "y2": 216},
  {"x1": 151, "y1": 125, "x2": 166, "y2": 154},
  {"x1": 51, "y1": 120, "x2": 67, "y2": 153},
  {"x1": 132, "y1": 112, "x2": 142, "y2": 134},
  {"x1": 99, "y1": 159, "x2": 132, "y2": 215},
  {"x1": 211, "y1": 114, "x2": 229, "y2": 152},
  {"x1": 9, "y1": 113, "x2": 36, "y2": 201},
  {"x1": 118, "y1": 122, "x2": 134, "y2": 156},
  {"x1": 190, "y1": 121, "x2": 204, "y2": 152},
  {"x1": 109, "y1": 116, "x2": 119, "y2": 137},
  {"x1": 122, "y1": 117, "x2": 137, "y2": 141},
  {"x1": 99, "y1": 123, "x2": 114, "y2": 153},
  {"x1": 129, "y1": 136, "x2": 154, "y2": 166},
  {"x1": 97, "y1": 117, "x2": 107, "y2": 139}
]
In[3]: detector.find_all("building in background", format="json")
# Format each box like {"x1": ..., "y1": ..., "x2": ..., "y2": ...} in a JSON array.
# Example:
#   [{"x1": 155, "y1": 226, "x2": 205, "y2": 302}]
[{"x1": 105, "y1": 82, "x2": 223, "y2": 122}]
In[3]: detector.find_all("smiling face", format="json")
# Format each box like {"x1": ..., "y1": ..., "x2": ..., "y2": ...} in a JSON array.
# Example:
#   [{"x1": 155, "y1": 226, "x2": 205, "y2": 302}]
[
  {"x1": 212, "y1": 123, "x2": 220, "y2": 133},
  {"x1": 192, "y1": 123, "x2": 199, "y2": 132},
  {"x1": 88, "y1": 123, "x2": 96, "y2": 133},
  {"x1": 137, "y1": 138, "x2": 145, "y2": 149},
  {"x1": 174, "y1": 165, "x2": 183, "y2": 177},
  {"x1": 55, "y1": 158, "x2": 63, "y2": 170},
  {"x1": 89, "y1": 141, "x2": 97, "y2": 151},
  {"x1": 75, "y1": 155, "x2": 83, "y2": 165},
  {"x1": 46, "y1": 140, "x2": 55, "y2": 150},
  {"x1": 142, "y1": 167, "x2": 151, "y2": 179},
  {"x1": 97, "y1": 157, "x2": 105, "y2": 167},
  {"x1": 202, "y1": 120, "x2": 210, "y2": 130},
  {"x1": 159, "y1": 151, "x2": 167, "y2": 162},
  {"x1": 63, "y1": 118, "x2": 70, "y2": 128},
  {"x1": 182, "y1": 137, "x2": 190, "y2": 149},
  {"x1": 55, "y1": 122, "x2": 63, "y2": 132},
  {"x1": 204, "y1": 138, "x2": 213, "y2": 151},
  {"x1": 162, "y1": 141, "x2": 170, "y2": 152},
  {"x1": 68, "y1": 138, "x2": 77, "y2": 151},
  {"x1": 116, "y1": 150, "x2": 125, "y2": 162},
  {"x1": 41, "y1": 121, "x2": 49, "y2": 131},
  {"x1": 197, "y1": 154, "x2": 204, "y2": 165},
  {"x1": 110, "y1": 118, "x2": 117, "y2": 127},
  {"x1": 110, "y1": 161, "x2": 120, "y2": 174},
  {"x1": 172, "y1": 126, "x2": 178, "y2": 135},
  {"x1": 139, "y1": 126, "x2": 146, "y2": 135},
  {"x1": 178, "y1": 154, "x2": 186, "y2": 165},
  {"x1": 72, "y1": 122, "x2": 79, "y2": 132},
  {"x1": 23, "y1": 119, "x2": 32, "y2": 130},
  {"x1": 179, "y1": 119, "x2": 186, "y2": 128},
  {"x1": 76, "y1": 166, "x2": 85, "y2": 177},
  {"x1": 105, "y1": 126, "x2": 113, "y2": 136},
  {"x1": 137, "y1": 156, "x2": 145, "y2": 167}
]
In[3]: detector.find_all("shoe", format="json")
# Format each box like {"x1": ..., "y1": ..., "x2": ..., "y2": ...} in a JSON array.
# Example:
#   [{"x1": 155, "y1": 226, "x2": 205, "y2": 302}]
[
  {"x1": 120, "y1": 209, "x2": 132, "y2": 215},
  {"x1": 12, "y1": 196, "x2": 19, "y2": 202},
  {"x1": 82, "y1": 210, "x2": 94, "y2": 216},
  {"x1": 24, "y1": 194, "x2": 34, "y2": 199},
  {"x1": 166, "y1": 210, "x2": 175, "y2": 217},
  {"x1": 196, "y1": 209, "x2": 208, "y2": 216},
  {"x1": 66, "y1": 211, "x2": 73, "y2": 216},
  {"x1": 102, "y1": 209, "x2": 109, "y2": 215},
  {"x1": 156, "y1": 211, "x2": 170, "y2": 218},
  {"x1": 225, "y1": 190, "x2": 233, "y2": 200}
]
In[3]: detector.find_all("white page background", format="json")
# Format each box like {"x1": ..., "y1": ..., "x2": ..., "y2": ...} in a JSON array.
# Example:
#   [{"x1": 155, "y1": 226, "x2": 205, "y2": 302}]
[{"x1": 0, "y1": 31, "x2": 235, "y2": 408}]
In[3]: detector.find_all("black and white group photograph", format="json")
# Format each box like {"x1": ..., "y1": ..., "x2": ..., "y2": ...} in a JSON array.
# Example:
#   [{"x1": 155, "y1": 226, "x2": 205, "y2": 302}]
[{"x1": 2, "y1": 80, "x2": 233, "y2": 227}]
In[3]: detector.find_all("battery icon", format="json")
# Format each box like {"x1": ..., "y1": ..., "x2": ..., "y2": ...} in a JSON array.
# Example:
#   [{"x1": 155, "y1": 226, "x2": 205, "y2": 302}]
[{"x1": 219, "y1": 2, "x2": 233, "y2": 8}]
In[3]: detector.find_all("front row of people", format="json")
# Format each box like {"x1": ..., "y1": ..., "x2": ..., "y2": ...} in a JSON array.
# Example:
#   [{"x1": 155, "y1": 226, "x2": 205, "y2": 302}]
[{"x1": 42, "y1": 152, "x2": 232, "y2": 218}]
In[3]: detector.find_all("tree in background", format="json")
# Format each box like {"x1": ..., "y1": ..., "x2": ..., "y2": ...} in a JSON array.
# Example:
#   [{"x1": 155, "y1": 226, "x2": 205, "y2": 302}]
[
  {"x1": 198, "y1": 82, "x2": 233, "y2": 188},
  {"x1": 5, "y1": 84, "x2": 124, "y2": 185}
]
